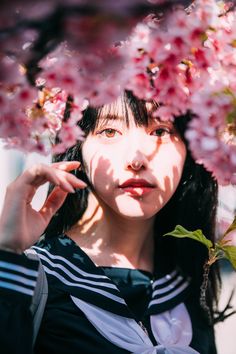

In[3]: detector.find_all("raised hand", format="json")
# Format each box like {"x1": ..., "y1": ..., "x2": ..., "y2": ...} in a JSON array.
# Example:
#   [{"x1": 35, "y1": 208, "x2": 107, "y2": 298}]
[{"x1": 0, "y1": 161, "x2": 87, "y2": 254}]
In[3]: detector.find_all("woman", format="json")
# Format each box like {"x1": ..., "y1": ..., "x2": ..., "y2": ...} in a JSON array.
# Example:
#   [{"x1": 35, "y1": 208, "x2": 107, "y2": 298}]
[{"x1": 0, "y1": 91, "x2": 219, "y2": 353}]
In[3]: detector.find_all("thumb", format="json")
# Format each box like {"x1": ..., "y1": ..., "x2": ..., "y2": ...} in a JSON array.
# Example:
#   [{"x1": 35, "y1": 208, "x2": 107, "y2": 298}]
[{"x1": 39, "y1": 187, "x2": 68, "y2": 224}]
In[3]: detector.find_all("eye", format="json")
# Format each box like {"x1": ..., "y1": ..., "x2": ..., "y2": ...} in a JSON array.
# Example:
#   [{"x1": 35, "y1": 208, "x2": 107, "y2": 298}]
[
  {"x1": 97, "y1": 128, "x2": 121, "y2": 138},
  {"x1": 151, "y1": 127, "x2": 172, "y2": 137}
]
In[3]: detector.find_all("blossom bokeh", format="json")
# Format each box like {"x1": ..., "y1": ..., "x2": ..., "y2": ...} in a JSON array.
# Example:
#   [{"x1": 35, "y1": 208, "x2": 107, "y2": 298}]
[{"x1": 0, "y1": 0, "x2": 236, "y2": 184}]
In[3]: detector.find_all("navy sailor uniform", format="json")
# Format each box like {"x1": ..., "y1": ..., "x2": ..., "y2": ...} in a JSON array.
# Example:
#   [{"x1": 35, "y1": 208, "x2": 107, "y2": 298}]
[{"x1": 0, "y1": 234, "x2": 217, "y2": 354}]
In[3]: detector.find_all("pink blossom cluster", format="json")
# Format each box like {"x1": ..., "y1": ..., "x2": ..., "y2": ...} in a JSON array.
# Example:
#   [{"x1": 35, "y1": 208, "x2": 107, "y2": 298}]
[
  {"x1": 0, "y1": 55, "x2": 83, "y2": 154},
  {"x1": 39, "y1": 44, "x2": 127, "y2": 106},
  {"x1": 0, "y1": 0, "x2": 236, "y2": 184},
  {"x1": 124, "y1": 0, "x2": 236, "y2": 184}
]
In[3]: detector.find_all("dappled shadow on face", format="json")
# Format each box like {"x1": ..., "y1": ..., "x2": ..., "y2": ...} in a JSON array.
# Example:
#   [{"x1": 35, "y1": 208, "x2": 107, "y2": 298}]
[
  {"x1": 70, "y1": 95, "x2": 187, "y2": 266},
  {"x1": 73, "y1": 136, "x2": 185, "y2": 267},
  {"x1": 74, "y1": 155, "x2": 121, "y2": 266}
]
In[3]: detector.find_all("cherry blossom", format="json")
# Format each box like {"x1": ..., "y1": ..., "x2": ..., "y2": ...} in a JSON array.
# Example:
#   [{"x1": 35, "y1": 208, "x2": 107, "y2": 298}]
[{"x1": 0, "y1": 0, "x2": 236, "y2": 184}]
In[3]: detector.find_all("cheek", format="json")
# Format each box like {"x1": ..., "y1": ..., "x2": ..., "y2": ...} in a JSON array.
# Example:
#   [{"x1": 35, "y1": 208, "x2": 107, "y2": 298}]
[
  {"x1": 82, "y1": 143, "x2": 117, "y2": 190},
  {"x1": 154, "y1": 143, "x2": 186, "y2": 192},
  {"x1": 175, "y1": 143, "x2": 187, "y2": 176}
]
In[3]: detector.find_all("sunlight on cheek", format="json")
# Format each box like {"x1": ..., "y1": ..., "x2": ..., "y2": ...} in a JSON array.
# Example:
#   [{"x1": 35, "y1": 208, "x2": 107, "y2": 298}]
[
  {"x1": 90, "y1": 157, "x2": 116, "y2": 194},
  {"x1": 155, "y1": 144, "x2": 186, "y2": 192},
  {"x1": 83, "y1": 148, "x2": 114, "y2": 186},
  {"x1": 156, "y1": 163, "x2": 182, "y2": 193},
  {"x1": 156, "y1": 195, "x2": 164, "y2": 205}
]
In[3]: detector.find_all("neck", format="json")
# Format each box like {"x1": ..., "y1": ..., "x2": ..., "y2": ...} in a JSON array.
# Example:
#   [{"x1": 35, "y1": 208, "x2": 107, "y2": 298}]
[{"x1": 68, "y1": 193, "x2": 155, "y2": 272}]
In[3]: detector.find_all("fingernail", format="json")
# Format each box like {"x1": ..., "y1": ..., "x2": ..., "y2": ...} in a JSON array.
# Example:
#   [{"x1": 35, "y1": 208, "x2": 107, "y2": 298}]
[
  {"x1": 79, "y1": 181, "x2": 87, "y2": 188},
  {"x1": 69, "y1": 186, "x2": 76, "y2": 193},
  {"x1": 63, "y1": 183, "x2": 75, "y2": 193}
]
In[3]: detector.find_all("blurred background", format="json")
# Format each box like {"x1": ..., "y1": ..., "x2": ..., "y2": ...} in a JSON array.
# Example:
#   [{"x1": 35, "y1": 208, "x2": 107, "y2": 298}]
[{"x1": 0, "y1": 141, "x2": 236, "y2": 353}]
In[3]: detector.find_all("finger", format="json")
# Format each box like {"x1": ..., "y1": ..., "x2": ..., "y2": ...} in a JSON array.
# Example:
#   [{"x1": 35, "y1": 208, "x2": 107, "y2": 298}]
[
  {"x1": 59, "y1": 170, "x2": 87, "y2": 189},
  {"x1": 23, "y1": 161, "x2": 80, "y2": 184},
  {"x1": 25, "y1": 173, "x2": 77, "y2": 206},
  {"x1": 52, "y1": 161, "x2": 81, "y2": 171},
  {"x1": 12, "y1": 163, "x2": 86, "y2": 204},
  {"x1": 27, "y1": 162, "x2": 84, "y2": 189},
  {"x1": 20, "y1": 164, "x2": 60, "y2": 187},
  {"x1": 39, "y1": 186, "x2": 68, "y2": 223},
  {"x1": 23, "y1": 163, "x2": 83, "y2": 190},
  {"x1": 52, "y1": 161, "x2": 85, "y2": 190}
]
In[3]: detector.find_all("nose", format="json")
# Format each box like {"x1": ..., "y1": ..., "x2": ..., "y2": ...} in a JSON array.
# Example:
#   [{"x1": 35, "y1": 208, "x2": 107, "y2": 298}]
[
  {"x1": 126, "y1": 154, "x2": 147, "y2": 171},
  {"x1": 124, "y1": 131, "x2": 149, "y2": 172}
]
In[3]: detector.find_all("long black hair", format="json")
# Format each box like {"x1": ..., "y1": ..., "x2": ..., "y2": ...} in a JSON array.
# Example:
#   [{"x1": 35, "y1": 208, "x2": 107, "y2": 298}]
[{"x1": 44, "y1": 90, "x2": 220, "y2": 314}]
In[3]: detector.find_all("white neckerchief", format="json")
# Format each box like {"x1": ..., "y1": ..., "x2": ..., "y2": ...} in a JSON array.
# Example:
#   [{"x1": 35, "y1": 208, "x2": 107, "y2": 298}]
[{"x1": 71, "y1": 296, "x2": 199, "y2": 354}]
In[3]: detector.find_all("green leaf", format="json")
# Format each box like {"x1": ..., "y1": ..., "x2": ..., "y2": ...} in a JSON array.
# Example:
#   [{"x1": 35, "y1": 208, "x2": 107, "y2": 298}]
[
  {"x1": 223, "y1": 215, "x2": 236, "y2": 237},
  {"x1": 163, "y1": 225, "x2": 213, "y2": 250},
  {"x1": 219, "y1": 245, "x2": 236, "y2": 270}
]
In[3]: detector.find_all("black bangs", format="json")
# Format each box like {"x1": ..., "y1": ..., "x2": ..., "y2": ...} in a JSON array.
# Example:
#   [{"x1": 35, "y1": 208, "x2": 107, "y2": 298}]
[
  {"x1": 79, "y1": 90, "x2": 187, "y2": 140},
  {"x1": 79, "y1": 90, "x2": 158, "y2": 135},
  {"x1": 123, "y1": 90, "x2": 153, "y2": 127}
]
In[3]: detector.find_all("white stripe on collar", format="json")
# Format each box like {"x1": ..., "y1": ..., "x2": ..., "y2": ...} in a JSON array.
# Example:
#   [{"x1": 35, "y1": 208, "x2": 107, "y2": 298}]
[
  {"x1": 44, "y1": 266, "x2": 126, "y2": 304},
  {"x1": 33, "y1": 246, "x2": 109, "y2": 279},
  {"x1": 152, "y1": 270, "x2": 178, "y2": 287},
  {"x1": 38, "y1": 253, "x2": 118, "y2": 290},
  {"x1": 152, "y1": 275, "x2": 185, "y2": 297},
  {"x1": 149, "y1": 280, "x2": 190, "y2": 307}
]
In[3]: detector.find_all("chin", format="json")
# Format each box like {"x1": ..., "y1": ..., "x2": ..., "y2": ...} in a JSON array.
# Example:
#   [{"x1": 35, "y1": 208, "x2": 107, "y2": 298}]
[
  {"x1": 114, "y1": 205, "x2": 158, "y2": 220},
  {"x1": 119, "y1": 213, "x2": 153, "y2": 221},
  {"x1": 101, "y1": 195, "x2": 163, "y2": 220}
]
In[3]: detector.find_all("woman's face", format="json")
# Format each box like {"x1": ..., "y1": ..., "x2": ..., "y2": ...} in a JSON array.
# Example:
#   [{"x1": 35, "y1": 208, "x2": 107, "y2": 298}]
[{"x1": 82, "y1": 97, "x2": 186, "y2": 220}]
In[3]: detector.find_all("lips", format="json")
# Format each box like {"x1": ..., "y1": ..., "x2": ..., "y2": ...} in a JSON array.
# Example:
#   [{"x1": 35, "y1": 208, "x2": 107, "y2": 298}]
[
  {"x1": 119, "y1": 179, "x2": 155, "y2": 197},
  {"x1": 119, "y1": 179, "x2": 155, "y2": 188}
]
